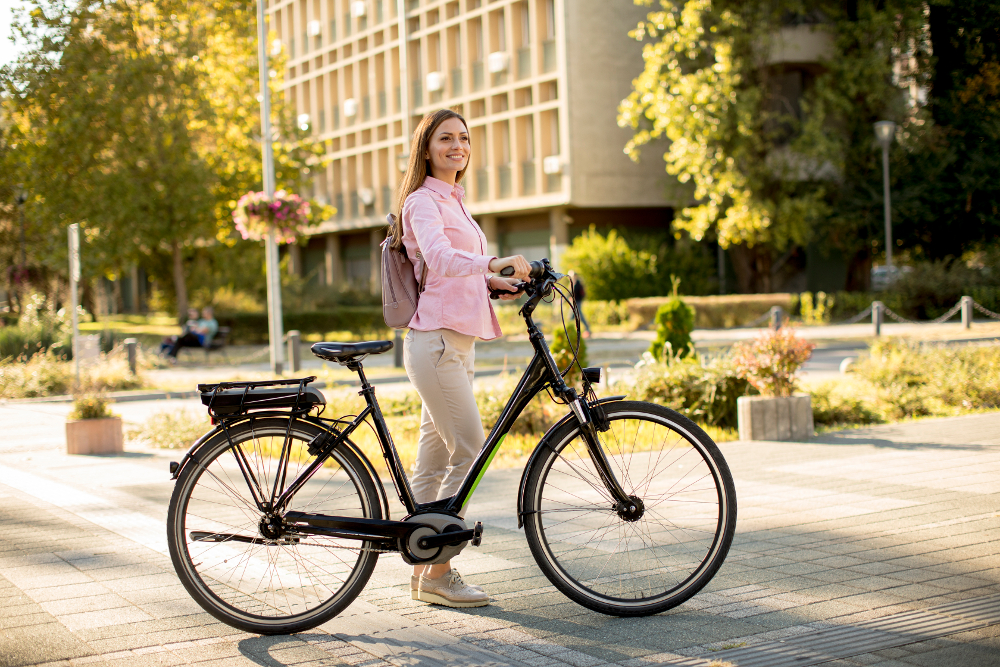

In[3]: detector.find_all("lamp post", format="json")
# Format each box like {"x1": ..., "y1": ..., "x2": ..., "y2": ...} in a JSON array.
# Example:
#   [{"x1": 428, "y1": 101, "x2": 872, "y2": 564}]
[
  {"x1": 874, "y1": 120, "x2": 896, "y2": 270},
  {"x1": 257, "y1": 0, "x2": 284, "y2": 375}
]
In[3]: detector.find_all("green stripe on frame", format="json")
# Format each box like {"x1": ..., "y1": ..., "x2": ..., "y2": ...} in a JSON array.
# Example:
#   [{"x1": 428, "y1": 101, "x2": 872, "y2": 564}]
[{"x1": 462, "y1": 433, "x2": 506, "y2": 510}]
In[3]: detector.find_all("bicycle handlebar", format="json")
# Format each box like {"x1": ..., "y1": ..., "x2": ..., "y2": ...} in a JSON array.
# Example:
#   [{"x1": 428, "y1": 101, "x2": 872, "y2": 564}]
[{"x1": 491, "y1": 260, "x2": 554, "y2": 300}]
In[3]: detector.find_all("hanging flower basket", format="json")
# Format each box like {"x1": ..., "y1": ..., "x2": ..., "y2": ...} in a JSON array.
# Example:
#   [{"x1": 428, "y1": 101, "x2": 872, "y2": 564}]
[{"x1": 232, "y1": 190, "x2": 311, "y2": 244}]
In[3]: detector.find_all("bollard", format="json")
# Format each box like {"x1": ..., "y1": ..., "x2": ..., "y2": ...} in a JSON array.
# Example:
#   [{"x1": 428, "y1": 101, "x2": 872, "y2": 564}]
[
  {"x1": 962, "y1": 295, "x2": 973, "y2": 329},
  {"x1": 394, "y1": 329, "x2": 404, "y2": 368},
  {"x1": 287, "y1": 330, "x2": 301, "y2": 373},
  {"x1": 124, "y1": 338, "x2": 137, "y2": 375},
  {"x1": 872, "y1": 301, "x2": 883, "y2": 336},
  {"x1": 770, "y1": 306, "x2": 784, "y2": 331}
]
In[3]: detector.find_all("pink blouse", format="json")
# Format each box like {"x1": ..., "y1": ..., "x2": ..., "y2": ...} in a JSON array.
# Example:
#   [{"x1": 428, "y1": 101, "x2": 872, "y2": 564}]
[{"x1": 401, "y1": 176, "x2": 501, "y2": 340}]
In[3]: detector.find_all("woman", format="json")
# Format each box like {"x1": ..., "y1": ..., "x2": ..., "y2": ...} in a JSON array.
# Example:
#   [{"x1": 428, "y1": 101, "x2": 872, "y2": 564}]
[{"x1": 391, "y1": 109, "x2": 530, "y2": 608}]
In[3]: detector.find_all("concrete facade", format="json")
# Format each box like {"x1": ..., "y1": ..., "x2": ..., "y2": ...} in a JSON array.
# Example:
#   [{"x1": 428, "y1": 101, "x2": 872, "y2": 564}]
[{"x1": 269, "y1": 0, "x2": 680, "y2": 290}]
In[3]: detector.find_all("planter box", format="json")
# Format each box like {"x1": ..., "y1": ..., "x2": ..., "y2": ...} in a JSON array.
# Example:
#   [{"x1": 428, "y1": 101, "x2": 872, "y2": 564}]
[
  {"x1": 737, "y1": 395, "x2": 814, "y2": 442},
  {"x1": 66, "y1": 417, "x2": 124, "y2": 455}
]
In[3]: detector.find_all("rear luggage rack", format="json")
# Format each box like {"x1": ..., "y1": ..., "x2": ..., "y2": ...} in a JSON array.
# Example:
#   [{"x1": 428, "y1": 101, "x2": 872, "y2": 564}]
[{"x1": 200, "y1": 376, "x2": 324, "y2": 418}]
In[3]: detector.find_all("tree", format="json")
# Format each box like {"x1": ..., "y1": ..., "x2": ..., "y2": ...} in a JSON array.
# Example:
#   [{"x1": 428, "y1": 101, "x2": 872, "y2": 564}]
[
  {"x1": 619, "y1": 1, "x2": 926, "y2": 292},
  {"x1": 1, "y1": 0, "x2": 321, "y2": 319}
]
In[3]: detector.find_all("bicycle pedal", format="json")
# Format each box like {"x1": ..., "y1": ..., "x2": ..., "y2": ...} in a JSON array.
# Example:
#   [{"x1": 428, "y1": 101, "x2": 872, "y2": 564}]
[{"x1": 471, "y1": 521, "x2": 483, "y2": 547}]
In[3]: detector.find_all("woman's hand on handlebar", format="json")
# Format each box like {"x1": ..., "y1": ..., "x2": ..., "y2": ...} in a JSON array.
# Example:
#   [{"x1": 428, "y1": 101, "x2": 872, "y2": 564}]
[
  {"x1": 488, "y1": 276, "x2": 525, "y2": 301},
  {"x1": 488, "y1": 255, "x2": 531, "y2": 280}
]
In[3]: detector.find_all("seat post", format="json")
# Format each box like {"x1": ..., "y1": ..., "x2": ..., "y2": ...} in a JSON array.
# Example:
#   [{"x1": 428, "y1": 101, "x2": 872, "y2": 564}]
[{"x1": 346, "y1": 360, "x2": 374, "y2": 396}]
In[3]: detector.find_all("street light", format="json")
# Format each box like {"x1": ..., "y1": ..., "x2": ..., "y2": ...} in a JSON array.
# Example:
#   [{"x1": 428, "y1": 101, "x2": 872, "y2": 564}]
[
  {"x1": 874, "y1": 120, "x2": 896, "y2": 270},
  {"x1": 256, "y1": 0, "x2": 285, "y2": 375}
]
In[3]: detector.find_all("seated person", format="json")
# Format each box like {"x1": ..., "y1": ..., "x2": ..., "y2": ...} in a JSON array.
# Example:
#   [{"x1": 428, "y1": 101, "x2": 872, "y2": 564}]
[
  {"x1": 166, "y1": 307, "x2": 218, "y2": 360},
  {"x1": 160, "y1": 308, "x2": 200, "y2": 355}
]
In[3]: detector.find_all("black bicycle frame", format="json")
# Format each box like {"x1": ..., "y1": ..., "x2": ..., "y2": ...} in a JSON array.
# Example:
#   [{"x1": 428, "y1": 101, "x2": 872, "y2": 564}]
[{"x1": 193, "y1": 269, "x2": 633, "y2": 548}]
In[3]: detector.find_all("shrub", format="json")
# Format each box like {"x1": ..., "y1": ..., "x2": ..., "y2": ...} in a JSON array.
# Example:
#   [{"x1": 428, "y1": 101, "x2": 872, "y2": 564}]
[
  {"x1": 799, "y1": 291, "x2": 833, "y2": 325},
  {"x1": 649, "y1": 287, "x2": 695, "y2": 360},
  {"x1": 219, "y1": 308, "x2": 388, "y2": 344},
  {"x1": 127, "y1": 409, "x2": 211, "y2": 448},
  {"x1": 622, "y1": 351, "x2": 752, "y2": 430},
  {"x1": 550, "y1": 320, "x2": 588, "y2": 385},
  {"x1": 732, "y1": 328, "x2": 815, "y2": 397},
  {"x1": 562, "y1": 225, "x2": 715, "y2": 301},
  {"x1": 850, "y1": 339, "x2": 1000, "y2": 420},
  {"x1": 628, "y1": 293, "x2": 798, "y2": 329},
  {"x1": 0, "y1": 353, "x2": 144, "y2": 399},
  {"x1": 0, "y1": 294, "x2": 73, "y2": 360},
  {"x1": 810, "y1": 380, "x2": 883, "y2": 427},
  {"x1": 69, "y1": 394, "x2": 114, "y2": 420}
]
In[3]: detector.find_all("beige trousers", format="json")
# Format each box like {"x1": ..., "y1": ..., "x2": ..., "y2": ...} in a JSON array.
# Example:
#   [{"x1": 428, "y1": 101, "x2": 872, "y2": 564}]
[{"x1": 403, "y1": 328, "x2": 485, "y2": 504}]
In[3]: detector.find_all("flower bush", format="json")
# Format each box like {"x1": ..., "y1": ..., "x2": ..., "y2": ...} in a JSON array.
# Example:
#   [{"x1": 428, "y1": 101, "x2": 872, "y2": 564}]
[
  {"x1": 732, "y1": 328, "x2": 815, "y2": 397},
  {"x1": 232, "y1": 189, "x2": 311, "y2": 243}
]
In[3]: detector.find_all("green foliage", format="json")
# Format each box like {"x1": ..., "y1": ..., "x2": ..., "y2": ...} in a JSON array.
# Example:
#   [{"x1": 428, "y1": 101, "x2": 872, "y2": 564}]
[
  {"x1": 475, "y1": 375, "x2": 554, "y2": 436},
  {"x1": 550, "y1": 320, "x2": 588, "y2": 385},
  {"x1": 69, "y1": 394, "x2": 114, "y2": 421},
  {"x1": 799, "y1": 291, "x2": 833, "y2": 325},
  {"x1": 127, "y1": 409, "x2": 210, "y2": 448},
  {"x1": 561, "y1": 226, "x2": 715, "y2": 301},
  {"x1": 623, "y1": 351, "x2": 752, "y2": 430},
  {"x1": 649, "y1": 296, "x2": 695, "y2": 360},
  {"x1": 220, "y1": 308, "x2": 388, "y2": 344},
  {"x1": 0, "y1": 352, "x2": 144, "y2": 398},
  {"x1": 814, "y1": 340, "x2": 1000, "y2": 426},
  {"x1": 629, "y1": 293, "x2": 797, "y2": 329},
  {"x1": 0, "y1": 295, "x2": 72, "y2": 359},
  {"x1": 732, "y1": 328, "x2": 815, "y2": 397},
  {"x1": 619, "y1": 0, "x2": 838, "y2": 254},
  {"x1": 1, "y1": 0, "x2": 325, "y2": 319},
  {"x1": 810, "y1": 381, "x2": 884, "y2": 427}
]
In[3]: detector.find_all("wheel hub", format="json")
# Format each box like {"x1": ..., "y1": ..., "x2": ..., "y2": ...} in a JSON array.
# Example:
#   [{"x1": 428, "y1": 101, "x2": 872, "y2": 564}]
[
  {"x1": 259, "y1": 514, "x2": 285, "y2": 540},
  {"x1": 615, "y1": 496, "x2": 644, "y2": 522}
]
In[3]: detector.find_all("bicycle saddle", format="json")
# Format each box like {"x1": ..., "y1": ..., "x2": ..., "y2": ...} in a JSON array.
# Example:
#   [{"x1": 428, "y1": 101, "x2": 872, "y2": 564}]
[{"x1": 311, "y1": 340, "x2": 393, "y2": 362}]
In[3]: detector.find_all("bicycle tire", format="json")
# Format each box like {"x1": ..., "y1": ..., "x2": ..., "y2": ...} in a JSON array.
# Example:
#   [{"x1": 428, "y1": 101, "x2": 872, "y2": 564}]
[
  {"x1": 167, "y1": 417, "x2": 382, "y2": 634},
  {"x1": 522, "y1": 401, "x2": 736, "y2": 616}
]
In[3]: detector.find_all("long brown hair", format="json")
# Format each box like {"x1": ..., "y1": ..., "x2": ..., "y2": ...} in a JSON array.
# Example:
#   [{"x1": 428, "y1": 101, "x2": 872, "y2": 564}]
[{"x1": 389, "y1": 109, "x2": 471, "y2": 249}]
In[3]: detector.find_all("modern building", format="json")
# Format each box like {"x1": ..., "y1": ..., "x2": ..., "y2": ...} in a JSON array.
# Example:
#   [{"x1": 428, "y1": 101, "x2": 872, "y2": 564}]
[{"x1": 268, "y1": 0, "x2": 683, "y2": 292}]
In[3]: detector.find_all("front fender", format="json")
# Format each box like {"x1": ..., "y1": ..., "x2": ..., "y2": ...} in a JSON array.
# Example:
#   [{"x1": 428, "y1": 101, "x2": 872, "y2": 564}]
[{"x1": 515, "y1": 395, "x2": 626, "y2": 528}]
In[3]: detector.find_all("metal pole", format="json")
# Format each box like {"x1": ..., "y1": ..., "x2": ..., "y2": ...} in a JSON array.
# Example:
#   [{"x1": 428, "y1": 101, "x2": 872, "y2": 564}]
[
  {"x1": 962, "y1": 296, "x2": 973, "y2": 329},
  {"x1": 257, "y1": 0, "x2": 284, "y2": 375},
  {"x1": 717, "y1": 243, "x2": 725, "y2": 294},
  {"x1": 882, "y1": 142, "x2": 893, "y2": 270},
  {"x1": 68, "y1": 224, "x2": 81, "y2": 386},
  {"x1": 286, "y1": 330, "x2": 301, "y2": 373},
  {"x1": 873, "y1": 300, "x2": 883, "y2": 337},
  {"x1": 397, "y1": 0, "x2": 411, "y2": 145},
  {"x1": 124, "y1": 338, "x2": 137, "y2": 375}
]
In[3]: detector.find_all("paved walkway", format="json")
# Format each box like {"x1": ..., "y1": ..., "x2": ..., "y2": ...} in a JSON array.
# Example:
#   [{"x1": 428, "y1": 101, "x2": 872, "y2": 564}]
[{"x1": 1, "y1": 403, "x2": 999, "y2": 666}]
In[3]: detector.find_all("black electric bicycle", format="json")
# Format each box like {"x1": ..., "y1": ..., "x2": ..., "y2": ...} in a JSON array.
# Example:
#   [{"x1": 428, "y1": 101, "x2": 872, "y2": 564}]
[{"x1": 166, "y1": 260, "x2": 736, "y2": 635}]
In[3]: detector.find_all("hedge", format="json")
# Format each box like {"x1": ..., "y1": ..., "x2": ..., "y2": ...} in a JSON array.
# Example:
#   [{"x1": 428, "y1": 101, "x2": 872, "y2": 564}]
[
  {"x1": 219, "y1": 308, "x2": 388, "y2": 344},
  {"x1": 627, "y1": 294, "x2": 798, "y2": 329}
]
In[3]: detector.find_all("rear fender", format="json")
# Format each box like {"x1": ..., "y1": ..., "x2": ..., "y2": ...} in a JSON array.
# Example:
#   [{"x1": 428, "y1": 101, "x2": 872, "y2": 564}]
[{"x1": 514, "y1": 395, "x2": 626, "y2": 528}]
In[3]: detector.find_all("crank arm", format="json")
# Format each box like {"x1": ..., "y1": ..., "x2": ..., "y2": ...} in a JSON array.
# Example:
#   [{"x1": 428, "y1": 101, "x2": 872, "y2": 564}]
[{"x1": 417, "y1": 522, "x2": 483, "y2": 550}]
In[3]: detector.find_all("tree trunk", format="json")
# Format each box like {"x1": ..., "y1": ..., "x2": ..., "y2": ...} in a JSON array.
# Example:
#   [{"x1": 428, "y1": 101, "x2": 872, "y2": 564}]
[
  {"x1": 728, "y1": 244, "x2": 774, "y2": 294},
  {"x1": 171, "y1": 240, "x2": 188, "y2": 323}
]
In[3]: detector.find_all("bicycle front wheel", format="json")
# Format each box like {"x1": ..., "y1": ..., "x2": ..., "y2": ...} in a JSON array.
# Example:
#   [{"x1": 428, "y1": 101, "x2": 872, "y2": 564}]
[
  {"x1": 522, "y1": 401, "x2": 736, "y2": 616},
  {"x1": 167, "y1": 417, "x2": 382, "y2": 634}
]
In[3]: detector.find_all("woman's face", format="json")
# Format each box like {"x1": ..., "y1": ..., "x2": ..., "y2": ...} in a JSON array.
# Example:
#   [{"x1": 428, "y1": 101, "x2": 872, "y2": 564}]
[{"x1": 424, "y1": 117, "x2": 470, "y2": 184}]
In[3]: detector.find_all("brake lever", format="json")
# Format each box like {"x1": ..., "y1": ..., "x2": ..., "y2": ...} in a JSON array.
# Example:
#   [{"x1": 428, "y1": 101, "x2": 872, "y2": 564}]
[{"x1": 489, "y1": 281, "x2": 529, "y2": 300}]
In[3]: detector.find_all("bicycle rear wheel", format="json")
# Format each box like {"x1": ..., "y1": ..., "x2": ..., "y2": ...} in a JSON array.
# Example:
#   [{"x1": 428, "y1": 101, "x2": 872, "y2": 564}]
[
  {"x1": 522, "y1": 401, "x2": 736, "y2": 616},
  {"x1": 167, "y1": 417, "x2": 382, "y2": 634}
]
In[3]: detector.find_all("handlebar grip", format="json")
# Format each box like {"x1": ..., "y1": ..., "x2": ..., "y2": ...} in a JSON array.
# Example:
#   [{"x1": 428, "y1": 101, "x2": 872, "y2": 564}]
[
  {"x1": 500, "y1": 266, "x2": 515, "y2": 277},
  {"x1": 529, "y1": 260, "x2": 546, "y2": 279}
]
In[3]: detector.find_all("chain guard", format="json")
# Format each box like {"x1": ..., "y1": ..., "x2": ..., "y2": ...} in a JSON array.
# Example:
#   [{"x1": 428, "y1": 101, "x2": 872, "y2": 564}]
[{"x1": 398, "y1": 512, "x2": 469, "y2": 565}]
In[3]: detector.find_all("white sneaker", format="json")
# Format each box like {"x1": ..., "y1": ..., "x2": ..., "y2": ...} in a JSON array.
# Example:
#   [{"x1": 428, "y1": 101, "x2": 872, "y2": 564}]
[
  {"x1": 414, "y1": 569, "x2": 489, "y2": 608},
  {"x1": 411, "y1": 569, "x2": 483, "y2": 598}
]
